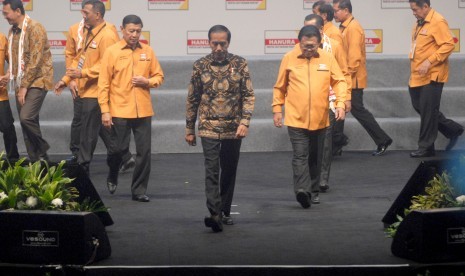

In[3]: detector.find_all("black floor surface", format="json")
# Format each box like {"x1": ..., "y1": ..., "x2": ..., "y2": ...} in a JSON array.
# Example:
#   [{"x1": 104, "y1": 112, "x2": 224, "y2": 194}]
[
  {"x1": 3, "y1": 150, "x2": 465, "y2": 275},
  {"x1": 80, "y1": 150, "x2": 460, "y2": 266}
]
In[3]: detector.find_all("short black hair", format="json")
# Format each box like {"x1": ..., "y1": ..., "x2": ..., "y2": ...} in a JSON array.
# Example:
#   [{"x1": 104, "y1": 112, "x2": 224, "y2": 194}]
[
  {"x1": 2, "y1": 0, "x2": 25, "y2": 15},
  {"x1": 208, "y1": 25, "x2": 231, "y2": 43},
  {"x1": 312, "y1": 0, "x2": 326, "y2": 10},
  {"x1": 122, "y1": 14, "x2": 143, "y2": 28},
  {"x1": 81, "y1": 0, "x2": 91, "y2": 9},
  {"x1": 304, "y1": 14, "x2": 324, "y2": 29},
  {"x1": 298, "y1": 25, "x2": 321, "y2": 43},
  {"x1": 85, "y1": 0, "x2": 106, "y2": 18},
  {"x1": 408, "y1": 0, "x2": 430, "y2": 7},
  {"x1": 318, "y1": 3, "x2": 335, "y2": 21},
  {"x1": 333, "y1": 0, "x2": 352, "y2": 13}
]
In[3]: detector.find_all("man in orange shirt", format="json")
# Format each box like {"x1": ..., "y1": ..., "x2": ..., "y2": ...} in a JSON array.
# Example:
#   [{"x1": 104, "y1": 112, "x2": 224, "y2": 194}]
[
  {"x1": 302, "y1": 14, "x2": 351, "y2": 194},
  {"x1": 55, "y1": 0, "x2": 119, "y2": 177},
  {"x1": 273, "y1": 25, "x2": 347, "y2": 209},
  {"x1": 0, "y1": 32, "x2": 19, "y2": 162},
  {"x1": 408, "y1": 0, "x2": 463, "y2": 157},
  {"x1": 333, "y1": 0, "x2": 393, "y2": 156},
  {"x1": 55, "y1": 0, "x2": 135, "y2": 172},
  {"x1": 99, "y1": 15, "x2": 164, "y2": 202}
]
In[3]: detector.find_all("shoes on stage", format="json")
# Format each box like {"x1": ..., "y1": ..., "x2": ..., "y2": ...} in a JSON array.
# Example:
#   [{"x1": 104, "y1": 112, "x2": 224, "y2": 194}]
[
  {"x1": 106, "y1": 179, "x2": 118, "y2": 194},
  {"x1": 204, "y1": 215, "x2": 223, "y2": 232},
  {"x1": 132, "y1": 194, "x2": 150, "y2": 202},
  {"x1": 410, "y1": 150, "x2": 435, "y2": 158},
  {"x1": 66, "y1": 154, "x2": 78, "y2": 164},
  {"x1": 446, "y1": 129, "x2": 463, "y2": 151},
  {"x1": 319, "y1": 184, "x2": 330, "y2": 193},
  {"x1": 372, "y1": 139, "x2": 392, "y2": 156},
  {"x1": 332, "y1": 148, "x2": 343, "y2": 156},
  {"x1": 296, "y1": 190, "x2": 311, "y2": 209},
  {"x1": 311, "y1": 193, "x2": 320, "y2": 204},
  {"x1": 222, "y1": 215, "x2": 234, "y2": 225},
  {"x1": 120, "y1": 157, "x2": 136, "y2": 174}
]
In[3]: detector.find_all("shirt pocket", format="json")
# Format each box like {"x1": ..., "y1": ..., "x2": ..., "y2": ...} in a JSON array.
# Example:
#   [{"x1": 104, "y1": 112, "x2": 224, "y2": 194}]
[{"x1": 115, "y1": 55, "x2": 131, "y2": 74}]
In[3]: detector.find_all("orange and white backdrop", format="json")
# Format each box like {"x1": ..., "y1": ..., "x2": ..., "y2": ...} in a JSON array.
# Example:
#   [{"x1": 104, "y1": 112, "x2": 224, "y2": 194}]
[{"x1": 0, "y1": 0, "x2": 463, "y2": 56}]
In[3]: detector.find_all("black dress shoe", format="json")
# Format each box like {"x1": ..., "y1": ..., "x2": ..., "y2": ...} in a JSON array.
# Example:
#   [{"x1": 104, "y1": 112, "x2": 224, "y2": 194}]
[
  {"x1": 106, "y1": 179, "x2": 117, "y2": 194},
  {"x1": 66, "y1": 155, "x2": 78, "y2": 164},
  {"x1": 446, "y1": 129, "x2": 463, "y2": 151},
  {"x1": 132, "y1": 194, "x2": 150, "y2": 202},
  {"x1": 372, "y1": 139, "x2": 393, "y2": 156},
  {"x1": 410, "y1": 150, "x2": 435, "y2": 158},
  {"x1": 120, "y1": 157, "x2": 136, "y2": 174},
  {"x1": 296, "y1": 190, "x2": 311, "y2": 209},
  {"x1": 204, "y1": 215, "x2": 223, "y2": 232},
  {"x1": 221, "y1": 215, "x2": 234, "y2": 225},
  {"x1": 319, "y1": 184, "x2": 330, "y2": 193}
]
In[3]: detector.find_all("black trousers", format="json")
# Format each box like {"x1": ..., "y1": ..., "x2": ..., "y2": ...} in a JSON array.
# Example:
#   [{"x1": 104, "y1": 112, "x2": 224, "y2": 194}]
[
  {"x1": 71, "y1": 96, "x2": 132, "y2": 163},
  {"x1": 409, "y1": 82, "x2": 464, "y2": 150},
  {"x1": 351, "y1": 88, "x2": 391, "y2": 146},
  {"x1": 15, "y1": 88, "x2": 49, "y2": 161},
  {"x1": 107, "y1": 117, "x2": 152, "y2": 196},
  {"x1": 77, "y1": 98, "x2": 117, "y2": 172},
  {"x1": 288, "y1": 126, "x2": 325, "y2": 195},
  {"x1": 0, "y1": 100, "x2": 19, "y2": 160},
  {"x1": 320, "y1": 110, "x2": 335, "y2": 187},
  {"x1": 201, "y1": 137, "x2": 242, "y2": 217}
]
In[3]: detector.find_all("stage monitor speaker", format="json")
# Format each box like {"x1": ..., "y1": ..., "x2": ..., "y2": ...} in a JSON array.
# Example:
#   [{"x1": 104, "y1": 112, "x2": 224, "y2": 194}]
[
  {"x1": 382, "y1": 160, "x2": 444, "y2": 226},
  {"x1": 0, "y1": 210, "x2": 111, "y2": 265},
  {"x1": 391, "y1": 208, "x2": 465, "y2": 263},
  {"x1": 64, "y1": 163, "x2": 114, "y2": 227}
]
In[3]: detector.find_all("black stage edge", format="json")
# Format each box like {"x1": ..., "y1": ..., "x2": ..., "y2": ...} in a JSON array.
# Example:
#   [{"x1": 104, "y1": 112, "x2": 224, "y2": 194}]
[{"x1": 1, "y1": 151, "x2": 465, "y2": 275}]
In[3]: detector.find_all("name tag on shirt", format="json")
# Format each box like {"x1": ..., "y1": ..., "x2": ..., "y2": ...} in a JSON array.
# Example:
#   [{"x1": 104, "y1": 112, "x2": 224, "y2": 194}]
[
  {"x1": 140, "y1": 53, "x2": 147, "y2": 61},
  {"x1": 317, "y1": 64, "x2": 329, "y2": 71},
  {"x1": 90, "y1": 41, "x2": 97, "y2": 49}
]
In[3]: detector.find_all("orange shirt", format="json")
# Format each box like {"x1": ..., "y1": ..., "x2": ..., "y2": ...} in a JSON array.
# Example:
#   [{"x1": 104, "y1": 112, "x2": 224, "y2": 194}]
[
  {"x1": 272, "y1": 48, "x2": 347, "y2": 131},
  {"x1": 339, "y1": 15, "x2": 367, "y2": 89},
  {"x1": 293, "y1": 36, "x2": 351, "y2": 100},
  {"x1": 98, "y1": 40, "x2": 164, "y2": 118},
  {"x1": 65, "y1": 21, "x2": 119, "y2": 68},
  {"x1": 62, "y1": 21, "x2": 119, "y2": 98},
  {"x1": 324, "y1": 21, "x2": 343, "y2": 46},
  {"x1": 409, "y1": 8, "x2": 455, "y2": 87},
  {"x1": 0, "y1": 33, "x2": 8, "y2": 101}
]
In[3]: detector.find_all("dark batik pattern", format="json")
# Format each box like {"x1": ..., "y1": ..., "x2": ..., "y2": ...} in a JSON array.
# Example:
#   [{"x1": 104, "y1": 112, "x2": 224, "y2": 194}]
[{"x1": 186, "y1": 53, "x2": 255, "y2": 139}]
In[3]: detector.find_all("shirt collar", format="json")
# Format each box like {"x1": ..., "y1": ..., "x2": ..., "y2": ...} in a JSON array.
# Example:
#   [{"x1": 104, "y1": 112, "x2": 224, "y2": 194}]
[
  {"x1": 424, "y1": 8, "x2": 435, "y2": 23},
  {"x1": 340, "y1": 15, "x2": 354, "y2": 29},
  {"x1": 209, "y1": 53, "x2": 232, "y2": 66},
  {"x1": 120, "y1": 39, "x2": 143, "y2": 50}
]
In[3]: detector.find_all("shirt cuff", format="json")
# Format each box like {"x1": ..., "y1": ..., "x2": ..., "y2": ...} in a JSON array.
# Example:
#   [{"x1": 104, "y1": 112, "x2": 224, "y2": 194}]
[{"x1": 272, "y1": 105, "x2": 283, "y2": 113}]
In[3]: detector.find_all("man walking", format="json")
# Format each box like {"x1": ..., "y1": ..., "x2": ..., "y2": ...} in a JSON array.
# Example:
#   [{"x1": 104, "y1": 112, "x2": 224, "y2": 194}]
[
  {"x1": 185, "y1": 25, "x2": 255, "y2": 232},
  {"x1": 407, "y1": 0, "x2": 463, "y2": 157},
  {"x1": 3, "y1": 0, "x2": 53, "y2": 162},
  {"x1": 333, "y1": 0, "x2": 393, "y2": 156}
]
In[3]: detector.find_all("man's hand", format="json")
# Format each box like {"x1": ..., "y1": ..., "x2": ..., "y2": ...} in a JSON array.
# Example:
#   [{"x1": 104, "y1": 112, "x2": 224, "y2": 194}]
[
  {"x1": 344, "y1": 100, "x2": 352, "y2": 113},
  {"x1": 273, "y1": 112, "x2": 283, "y2": 128},
  {"x1": 66, "y1": 68, "x2": 82, "y2": 79},
  {"x1": 132, "y1": 76, "x2": 149, "y2": 88},
  {"x1": 69, "y1": 80, "x2": 79, "y2": 99},
  {"x1": 0, "y1": 72, "x2": 9, "y2": 88},
  {"x1": 54, "y1": 80, "x2": 66, "y2": 95},
  {"x1": 185, "y1": 134, "x2": 197, "y2": 146},
  {"x1": 102, "y1": 112, "x2": 113, "y2": 129},
  {"x1": 235, "y1": 125, "x2": 249, "y2": 139},
  {"x1": 335, "y1": 107, "x2": 346, "y2": 121},
  {"x1": 17, "y1": 87, "x2": 28, "y2": 106},
  {"x1": 417, "y1": 59, "x2": 432, "y2": 76}
]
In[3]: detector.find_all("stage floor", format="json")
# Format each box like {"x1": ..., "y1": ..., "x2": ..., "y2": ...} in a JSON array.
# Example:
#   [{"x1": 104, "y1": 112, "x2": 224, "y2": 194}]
[{"x1": 2, "y1": 150, "x2": 465, "y2": 275}]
